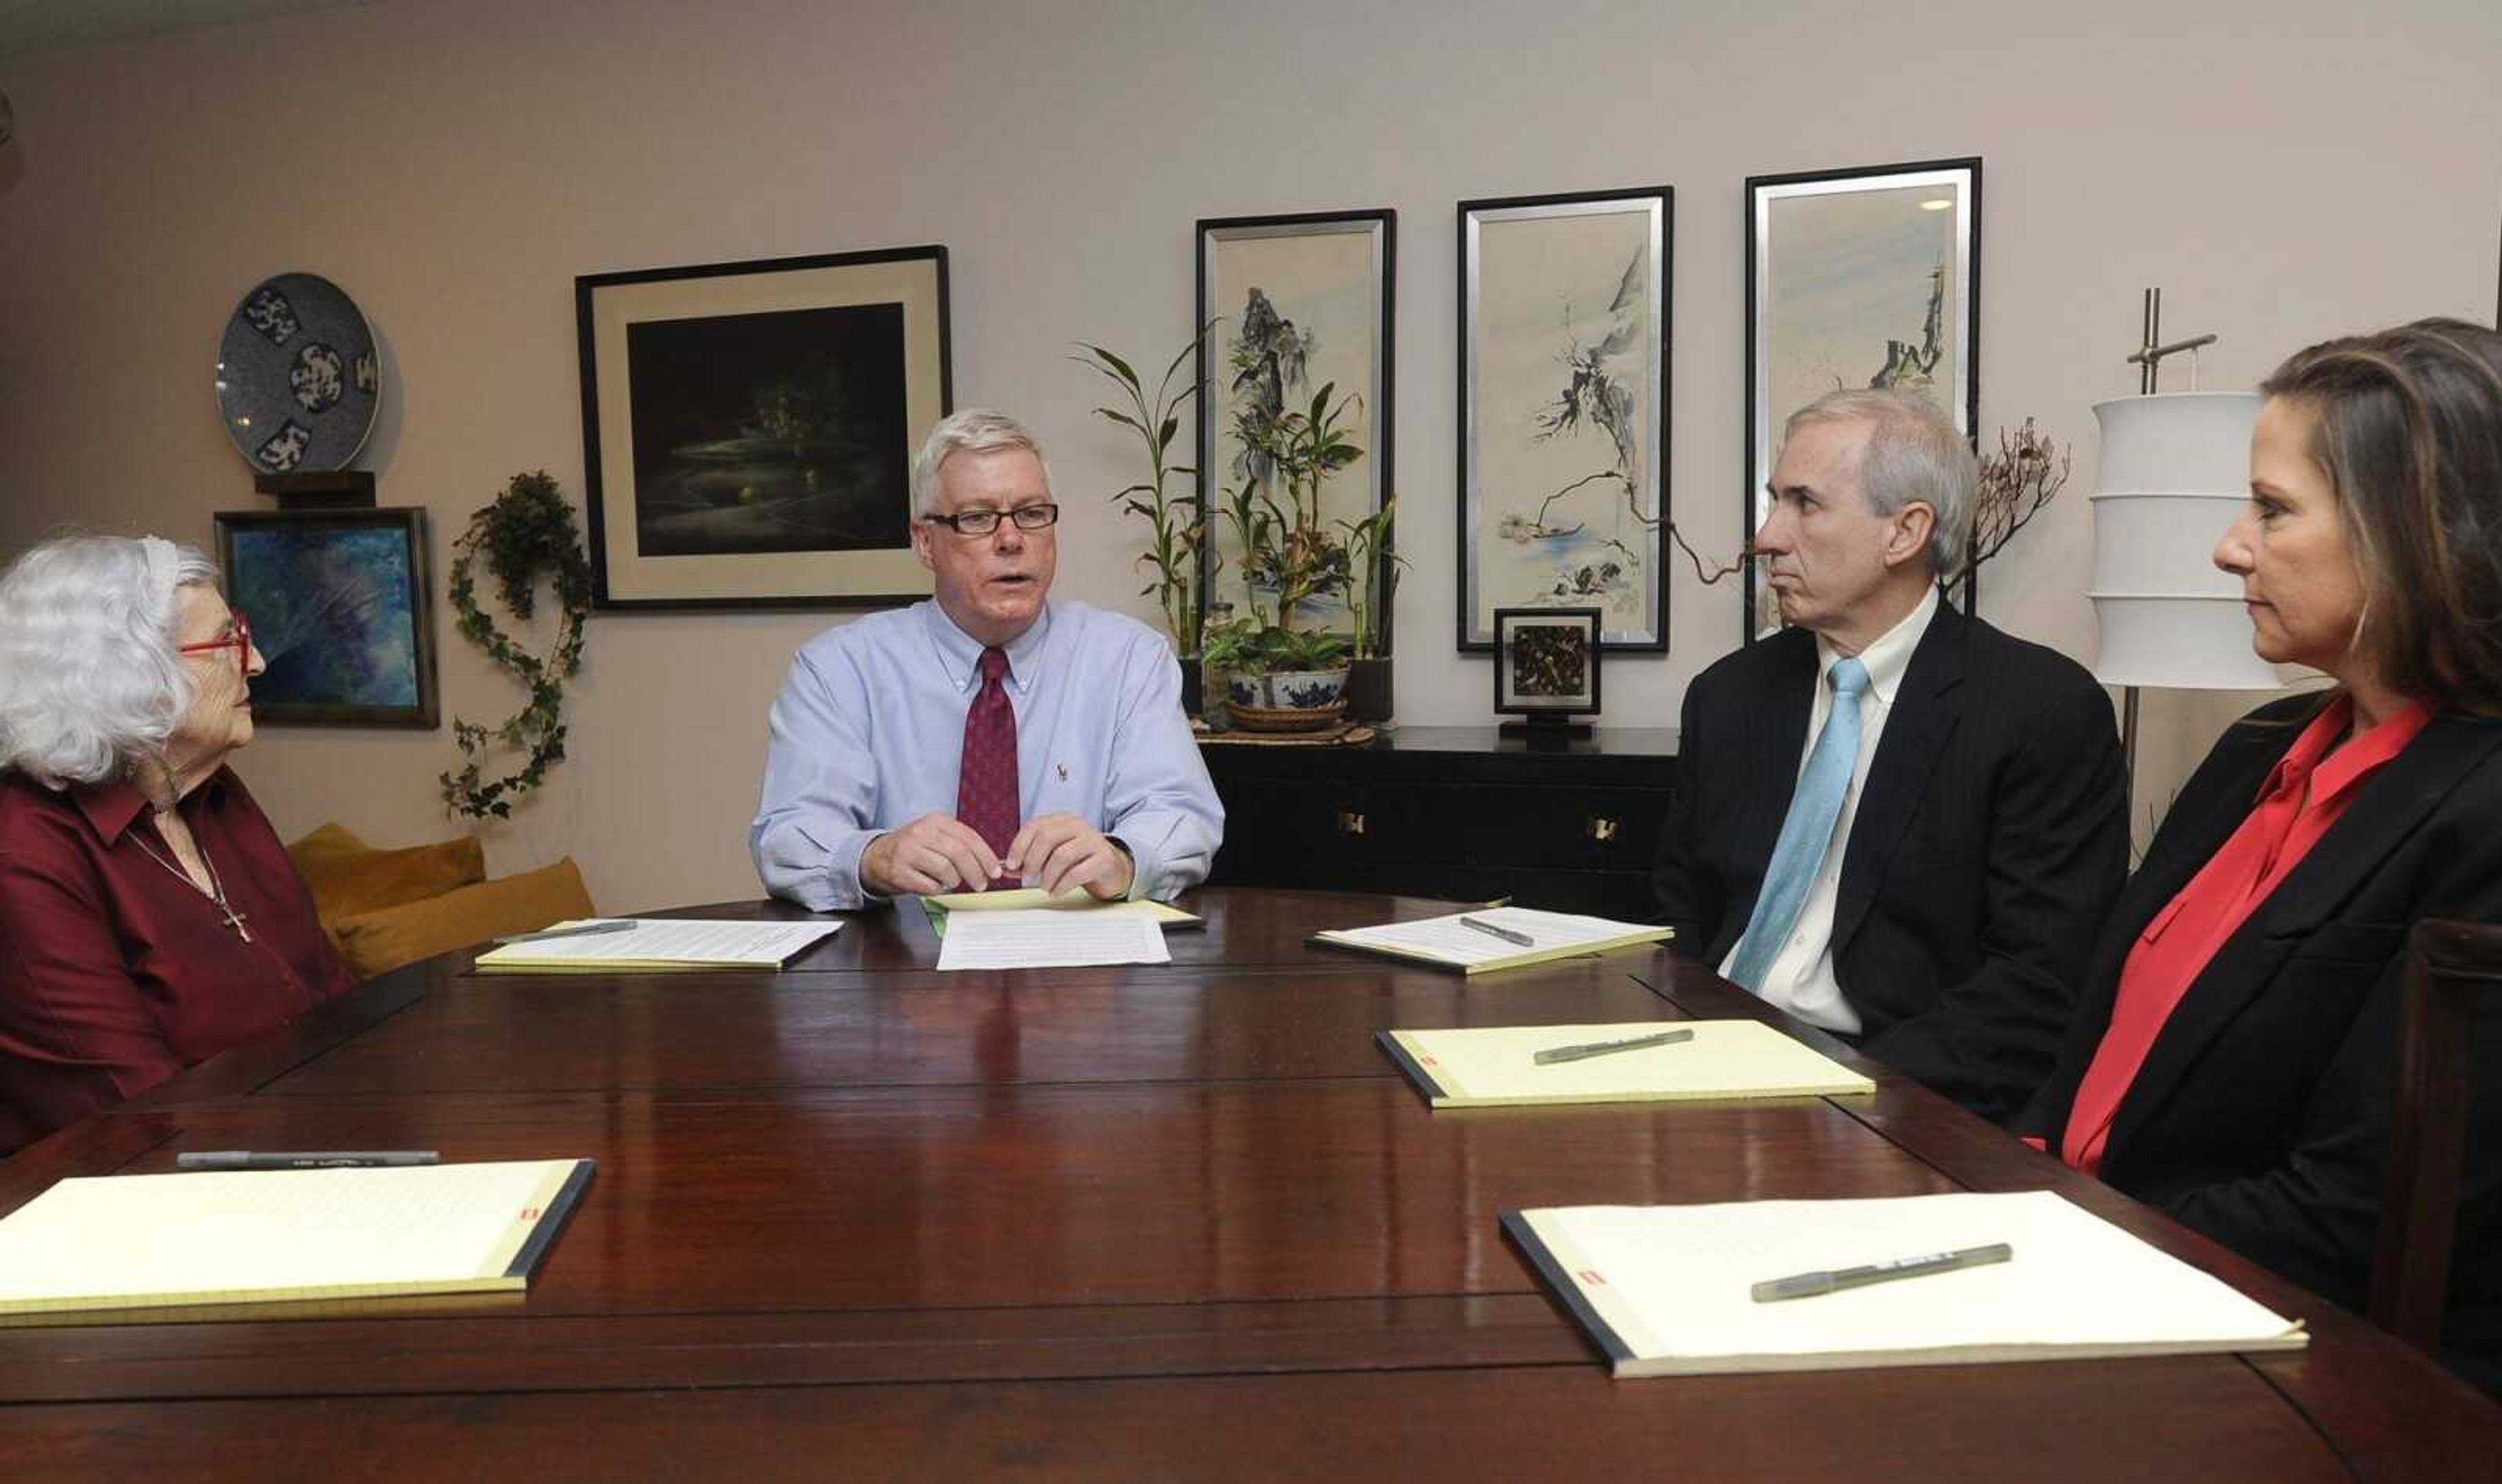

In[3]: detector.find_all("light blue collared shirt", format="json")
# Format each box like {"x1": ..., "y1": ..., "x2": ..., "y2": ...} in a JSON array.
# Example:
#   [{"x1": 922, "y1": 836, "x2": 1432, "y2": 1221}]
[{"x1": 751, "y1": 599, "x2": 1223, "y2": 909}]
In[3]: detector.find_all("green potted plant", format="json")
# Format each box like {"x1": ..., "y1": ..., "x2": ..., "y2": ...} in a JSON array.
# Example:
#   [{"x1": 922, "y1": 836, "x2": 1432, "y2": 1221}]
[
  {"x1": 1209, "y1": 382, "x2": 1364, "y2": 729},
  {"x1": 1336, "y1": 496, "x2": 1403, "y2": 722},
  {"x1": 1072, "y1": 332, "x2": 1207, "y2": 711},
  {"x1": 1199, "y1": 617, "x2": 1349, "y2": 713}
]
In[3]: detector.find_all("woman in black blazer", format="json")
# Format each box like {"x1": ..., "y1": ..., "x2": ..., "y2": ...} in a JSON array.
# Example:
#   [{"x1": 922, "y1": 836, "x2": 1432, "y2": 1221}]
[{"x1": 2021, "y1": 318, "x2": 2502, "y2": 1390}]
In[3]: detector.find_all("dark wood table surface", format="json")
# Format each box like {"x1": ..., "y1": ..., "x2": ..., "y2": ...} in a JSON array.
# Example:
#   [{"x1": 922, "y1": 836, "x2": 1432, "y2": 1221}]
[{"x1": 1, "y1": 889, "x2": 2494, "y2": 1480}]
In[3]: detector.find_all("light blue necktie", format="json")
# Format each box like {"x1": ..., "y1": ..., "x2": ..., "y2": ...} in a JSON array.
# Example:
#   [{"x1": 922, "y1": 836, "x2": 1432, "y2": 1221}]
[{"x1": 1726, "y1": 657, "x2": 1871, "y2": 994}]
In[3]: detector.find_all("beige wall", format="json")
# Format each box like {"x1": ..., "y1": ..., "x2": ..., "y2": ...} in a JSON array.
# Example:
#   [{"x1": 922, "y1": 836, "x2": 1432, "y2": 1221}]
[{"x1": 1, "y1": 0, "x2": 2496, "y2": 911}]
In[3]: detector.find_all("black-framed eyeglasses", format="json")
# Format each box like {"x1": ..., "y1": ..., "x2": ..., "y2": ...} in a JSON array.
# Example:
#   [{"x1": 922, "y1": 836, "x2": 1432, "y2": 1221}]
[{"x1": 923, "y1": 503, "x2": 1059, "y2": 537}]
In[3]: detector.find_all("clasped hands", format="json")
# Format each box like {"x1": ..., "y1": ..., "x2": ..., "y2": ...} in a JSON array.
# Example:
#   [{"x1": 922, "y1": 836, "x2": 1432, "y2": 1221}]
[{"x1": 860, "y1": 812, "x2": 1132, "y2": 900}]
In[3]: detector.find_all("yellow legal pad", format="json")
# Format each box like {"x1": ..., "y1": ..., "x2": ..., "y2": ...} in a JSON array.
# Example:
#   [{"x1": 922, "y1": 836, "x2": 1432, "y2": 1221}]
[
  {"x1": 923, "y1": 887, "x2": 1199, "y2": 920},
  {"x1": 919, "y1": 887, "x2": 1200, "y2": 937},
  {"x1": 1379, "y1": 1019, "x2": 1874, "y2": 1107},
  {"x1": 0, "y1": 1158, "x2": 594, "y2": 1318},
  {"x1": 1504, "y1": 1191, "x2": 2308, "y2": 1377},
  {"x1": 1312, "y1": 906, "x2": 1669, "y2": 975}
]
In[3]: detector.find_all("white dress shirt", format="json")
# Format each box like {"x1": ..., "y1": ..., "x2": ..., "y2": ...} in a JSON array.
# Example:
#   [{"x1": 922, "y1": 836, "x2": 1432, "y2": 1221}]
[
  {"x1": 750, "y1": 599, "x2": 1224, "y2": 909},
  {"x1": 1719, "y1": 586, "x2": 1940, "y2": 1033}
]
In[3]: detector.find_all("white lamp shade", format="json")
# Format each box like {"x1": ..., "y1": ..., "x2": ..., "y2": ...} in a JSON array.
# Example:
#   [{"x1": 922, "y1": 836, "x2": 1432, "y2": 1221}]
[
  {"x1": 2088, "y1": 392, "x2": 2284, "y2": 691},
  {"x1": 2092, "y1": 392, "x2": 2264, "y2": 493}
]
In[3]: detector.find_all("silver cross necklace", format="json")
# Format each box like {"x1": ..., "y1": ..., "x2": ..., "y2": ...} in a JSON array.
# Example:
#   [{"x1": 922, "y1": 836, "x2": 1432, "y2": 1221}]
[{"x1": 129, "y1": 821, "x2": 252, "y2": 943}]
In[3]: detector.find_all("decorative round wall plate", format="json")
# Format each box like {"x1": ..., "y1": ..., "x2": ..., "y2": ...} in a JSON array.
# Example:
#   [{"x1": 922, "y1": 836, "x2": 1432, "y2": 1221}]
[{"x1": 214, "y1": 272, "x2": 381, "y2": 474}]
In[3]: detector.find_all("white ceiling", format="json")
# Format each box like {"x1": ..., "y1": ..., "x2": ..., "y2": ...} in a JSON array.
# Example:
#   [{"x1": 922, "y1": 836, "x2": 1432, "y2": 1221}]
[{"x1": 0, "y1": 0, "x2": 371, "y2": 58}]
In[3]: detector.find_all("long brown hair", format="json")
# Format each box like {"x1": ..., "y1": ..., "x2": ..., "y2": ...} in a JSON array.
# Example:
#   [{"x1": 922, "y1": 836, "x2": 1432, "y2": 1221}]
[{"x1": 2260, "y1": 317, "x2": 2502, "y2": 716}]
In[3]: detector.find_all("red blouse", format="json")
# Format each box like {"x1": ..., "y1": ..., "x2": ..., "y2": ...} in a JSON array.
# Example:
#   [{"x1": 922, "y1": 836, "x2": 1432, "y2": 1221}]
[
  {"x1": 2060, "y1": 694, "x2": 2432, "y2": 1175},
  {"x1": 0, "y1": 767, "x2": 350, "y2": 1154}
]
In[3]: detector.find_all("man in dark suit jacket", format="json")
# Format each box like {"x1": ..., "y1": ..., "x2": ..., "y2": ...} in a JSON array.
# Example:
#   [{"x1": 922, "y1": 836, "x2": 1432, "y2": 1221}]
[{"x1": 1654, "y1": 389, "x2": 2127, "y2": 1121}]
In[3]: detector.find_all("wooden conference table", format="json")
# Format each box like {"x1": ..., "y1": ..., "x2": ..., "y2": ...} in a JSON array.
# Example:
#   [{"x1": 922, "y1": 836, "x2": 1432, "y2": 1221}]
[{"x1": 1, "y1": 889, "x2": 2496, "y2": 1480}]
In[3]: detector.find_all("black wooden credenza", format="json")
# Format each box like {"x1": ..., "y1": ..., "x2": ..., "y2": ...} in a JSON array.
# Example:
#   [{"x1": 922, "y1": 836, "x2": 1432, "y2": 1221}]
[{"x1": 1198, "y1": 726, "x2": 1678, "y2": 919}]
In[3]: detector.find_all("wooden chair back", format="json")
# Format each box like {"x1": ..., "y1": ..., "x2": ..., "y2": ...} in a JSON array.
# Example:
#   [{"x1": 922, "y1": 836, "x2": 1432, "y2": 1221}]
[{"x1": 2370, "y1": 918, "x2": 2502, "y2": 1352}]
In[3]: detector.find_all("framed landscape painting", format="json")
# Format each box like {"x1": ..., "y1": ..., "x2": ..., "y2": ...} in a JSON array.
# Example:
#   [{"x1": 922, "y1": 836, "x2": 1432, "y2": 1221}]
[
  {"x1": 1195, "y1": 209, "x2": 1395, "y2": 642},
  {"x1": 1459, "y1": 187, "x2": 1671, "y2": 652},
  {"x1": 577, "y1": 246, "x2": 950, "y2": 610},
  {"x1": 214, "y1": 506, "x2": 438, "y2": 727},
  {"x1": 1745, "y1": 158, "x2": 1979, "y2": 639}
]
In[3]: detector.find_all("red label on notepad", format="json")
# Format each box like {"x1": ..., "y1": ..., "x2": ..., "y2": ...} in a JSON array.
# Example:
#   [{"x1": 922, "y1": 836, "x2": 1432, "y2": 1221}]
[{"x1": 521, "y1": 1208, "x2": 540, "y2": 1220}]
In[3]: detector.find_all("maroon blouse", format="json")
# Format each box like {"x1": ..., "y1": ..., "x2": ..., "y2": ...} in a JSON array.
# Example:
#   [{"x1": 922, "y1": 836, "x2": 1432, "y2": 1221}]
[{"x1": 0, "y1": 767, "x2": 351, "y2": 1154}]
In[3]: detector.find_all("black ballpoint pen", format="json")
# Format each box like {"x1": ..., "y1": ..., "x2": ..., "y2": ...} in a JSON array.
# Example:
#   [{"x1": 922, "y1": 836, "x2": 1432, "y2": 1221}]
[
  {"x1": 493, "y1": 920, "x2": 637, "y2": 947},
  {"x1": 1532, "y1": 1028, "x2": 1695, "y2": 1064},
  {"x1": 1751, "y1": 1242, "x2": 2013, "y2": 1302},
  {"x1": 176, "y1": 1150, "x2": 442, "y2": 1171},
  {"x1": 1459, "y1": 915, "x2": 1535, "y2": 947}
]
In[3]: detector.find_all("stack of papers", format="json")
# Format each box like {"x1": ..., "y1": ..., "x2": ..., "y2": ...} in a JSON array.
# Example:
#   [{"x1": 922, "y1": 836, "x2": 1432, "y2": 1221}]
[
  {"x1": 472, "y1": 919, "x2": 840, "y2": 973},
  {"x1": 1312, "y1": 906, "x2": 1671, "y2": 974},
  {"x1": 0, "y1": 1160, "x2": 595, "y2": 1318},
  {"x1": 933, "y1": 907, "x2": 1174, "y2": 971},
  {"x1": 1379, "y1": 1019, "x2": 1873, "y2": 1107},
  {"x1": 1505, "y1": 1190, "x2": 2308, "y2": 1377}
]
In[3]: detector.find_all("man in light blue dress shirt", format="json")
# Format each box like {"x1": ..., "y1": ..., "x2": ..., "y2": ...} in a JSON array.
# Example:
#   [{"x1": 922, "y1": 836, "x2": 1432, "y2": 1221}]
[{"x1": 751, "y1": 410, "x2": 1223, "y2": 911}]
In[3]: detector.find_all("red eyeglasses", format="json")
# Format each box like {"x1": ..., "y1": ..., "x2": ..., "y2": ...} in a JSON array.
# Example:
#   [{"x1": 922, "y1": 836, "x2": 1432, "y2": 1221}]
[{"x1": 177, "y1": 612, "x2": 254, "y2": 674}]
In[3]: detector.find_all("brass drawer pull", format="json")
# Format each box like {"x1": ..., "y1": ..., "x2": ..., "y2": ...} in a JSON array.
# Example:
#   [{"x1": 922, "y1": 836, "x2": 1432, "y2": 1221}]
[
  {"x1": 1337, "y1": 810, "x2": 1367, "y2": 836},
  {"x1": 1588, "y1": 816, "x2": 1620, "y2": 842}
]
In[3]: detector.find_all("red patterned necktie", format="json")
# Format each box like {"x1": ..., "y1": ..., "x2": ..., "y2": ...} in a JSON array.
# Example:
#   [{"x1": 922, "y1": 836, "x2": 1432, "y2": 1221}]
[{"x1": 955, "y1": 646, "x2": 1020, "y2": 887}]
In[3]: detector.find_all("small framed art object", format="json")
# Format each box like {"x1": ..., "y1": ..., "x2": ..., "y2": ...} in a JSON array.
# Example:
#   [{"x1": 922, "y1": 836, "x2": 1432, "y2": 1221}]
[
  {"x1": 1195, "y1": 208, "x2": 1396, "y2": 640},
  {"x1": 213, "y1": 506, "x2": 439, "y2": 727},
  {"x1": 1460, "y1": 188, "x2": 1671, "y2": 654},
  {"x1": 1746, "y1": 158, "x2": 1979, "y2": 640},
  {"x1": 577, "y1": 245, "x2": 951, "y2": 610},
  {"x1": 1493, "y1": 605, "x2": 1600, "y2": 739}
]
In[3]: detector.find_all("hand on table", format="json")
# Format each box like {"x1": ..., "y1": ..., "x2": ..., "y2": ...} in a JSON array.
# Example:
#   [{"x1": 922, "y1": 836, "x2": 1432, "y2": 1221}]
[
  {"x1": 861, "y1": 813, "x2": 1005, "y2": 896},
  {"x1": 1007, "y1": 812, "x2": 1134, "y2": 900}
]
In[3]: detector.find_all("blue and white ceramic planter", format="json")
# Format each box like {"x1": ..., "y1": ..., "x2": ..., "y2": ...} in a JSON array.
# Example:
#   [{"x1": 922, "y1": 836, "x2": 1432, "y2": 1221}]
[{"x1": 1224, "y1": 666, "x2": 1348, "y2": 712}]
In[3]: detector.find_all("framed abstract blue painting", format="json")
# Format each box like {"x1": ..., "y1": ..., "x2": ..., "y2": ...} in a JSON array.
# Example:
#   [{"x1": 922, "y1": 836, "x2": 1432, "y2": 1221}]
[{"x1": 213, "y1": 507, "x2": 439, "y2": 727}]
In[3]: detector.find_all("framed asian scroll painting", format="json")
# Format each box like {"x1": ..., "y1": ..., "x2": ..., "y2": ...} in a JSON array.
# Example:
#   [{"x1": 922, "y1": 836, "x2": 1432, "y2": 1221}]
[
  {"x1": 1195, "y1": 209, "x2": 1396, "y2": 644},
  {"x1": 1745, "y1": 158, "x2": 1979, "y2": 640},
  {"x1": 1458, "y1": 187, "x2": 1671, "y2": 653}
]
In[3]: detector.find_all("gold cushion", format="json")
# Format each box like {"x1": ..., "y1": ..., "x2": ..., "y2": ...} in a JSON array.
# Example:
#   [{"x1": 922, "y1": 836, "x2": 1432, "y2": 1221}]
[
  {"x1": 286, "y1": 825, "x2": 487, "y2": 928},
  {"x1": 285, "y1": 821, "x2": 371, "y2": 864},
  {"x1": 331, "y1": 858, "x2": 596, "y2": 981}
]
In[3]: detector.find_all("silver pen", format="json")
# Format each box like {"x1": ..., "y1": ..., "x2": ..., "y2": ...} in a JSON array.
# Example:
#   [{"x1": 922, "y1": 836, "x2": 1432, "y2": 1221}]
[
  {"x1": 493, "y1": 920, "x2": 637, "y2": 947},
  {"x1": 1751, "y1": 1242, "x2": 2013, "y2": 1302},
  {"x1": 177, "y1": 1150, "x2": 442, "y2": 1171},
  {"x1": 1531, "y1": 1027, "x2": 1695, "y2": 1064}
]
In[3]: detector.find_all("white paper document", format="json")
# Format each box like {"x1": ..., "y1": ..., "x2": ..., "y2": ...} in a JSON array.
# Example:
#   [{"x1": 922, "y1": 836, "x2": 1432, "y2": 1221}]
[
  {"x1": 473, "y1": 918, "x2": 841, "y2": 971},
  {"x1": 934, "y1": 907, "x2": 1173, "y2": 971},
  {"x1": 1316, "y1": 906, "x2": 1669, "y2": 970}
]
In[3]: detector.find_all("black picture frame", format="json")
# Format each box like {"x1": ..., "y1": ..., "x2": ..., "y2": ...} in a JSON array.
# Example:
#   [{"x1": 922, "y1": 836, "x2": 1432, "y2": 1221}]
[
  {"x1": 212, "y1": 506, "x2": 439, "y2": 728},
  {"x1": 1744, "y1": 158, "x2": 1981, "y2": 642},
  {"x1": 1194, "y1": 208, "x2": 1396, "y2": 647},
  {"x1": 577, "y1": 245, "x2": 952, "y2": 611},
  {"x1": 1493, "y1": 605, "x2": 1602, "y2": 721},
  {"x1": 1459, "y1": 187, "x2": 1672, "y2": 654}
]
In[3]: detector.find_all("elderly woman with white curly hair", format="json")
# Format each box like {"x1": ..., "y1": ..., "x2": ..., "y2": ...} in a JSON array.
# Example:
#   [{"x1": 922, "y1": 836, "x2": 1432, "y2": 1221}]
[{"x1": 0, "y1": 534, "x2": 347, "y2": 1154}]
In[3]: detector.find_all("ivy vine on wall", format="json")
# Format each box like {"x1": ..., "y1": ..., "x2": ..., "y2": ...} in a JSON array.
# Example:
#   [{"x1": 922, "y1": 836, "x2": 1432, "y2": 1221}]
[{"x1": 439, "y1": 470, "x2": 592, "y2": 820}]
